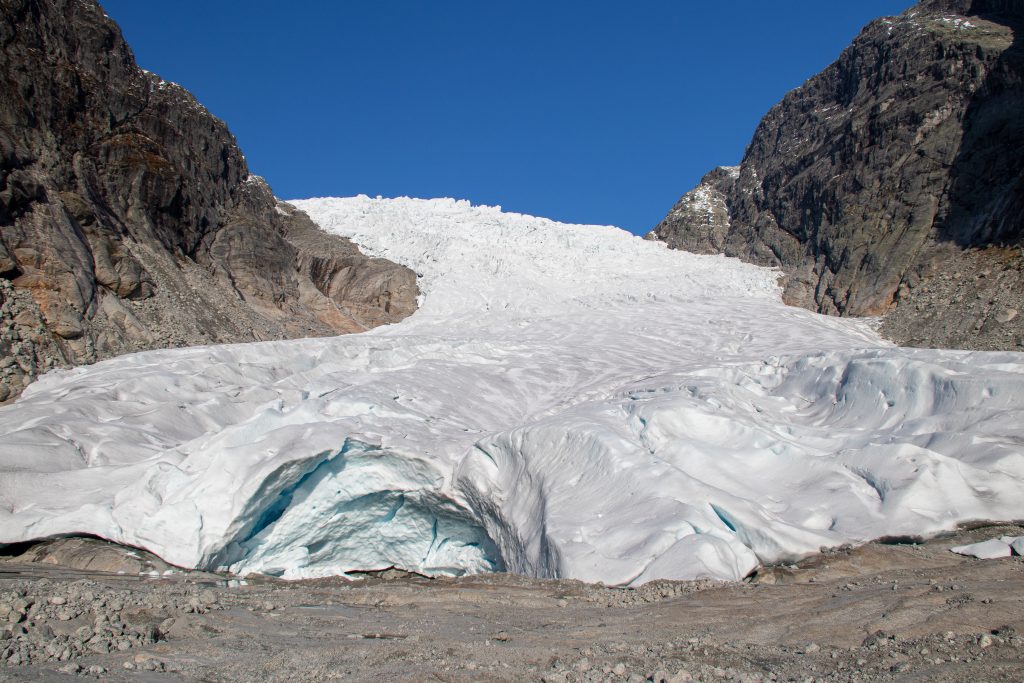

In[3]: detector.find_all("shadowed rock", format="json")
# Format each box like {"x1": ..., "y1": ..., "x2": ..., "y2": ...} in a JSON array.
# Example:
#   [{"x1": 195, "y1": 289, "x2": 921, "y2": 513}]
[
  {"x1": 0, "y1": 0, "x2": 418, "y2": 401},
  {"x1": 649, "y1": 0, "x2": 1024, "y2": 351},
  {"x1": 1, "y1": 536, "x2": 177, "y2": 575}
]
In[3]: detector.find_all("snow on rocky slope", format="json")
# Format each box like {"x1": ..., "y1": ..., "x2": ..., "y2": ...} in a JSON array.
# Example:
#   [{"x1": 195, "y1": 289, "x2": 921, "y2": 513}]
[{"x1": 1, "y1": 196, "x2": 1022, "y2": 585}]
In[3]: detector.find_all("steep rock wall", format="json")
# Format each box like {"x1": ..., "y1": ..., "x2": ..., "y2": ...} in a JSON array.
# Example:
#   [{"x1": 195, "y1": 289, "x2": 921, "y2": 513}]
[
  {"x1": 0, "y1": 0, "x2": 418, "y2": 400},
  {"x1": 649, "y1": 0, "x2": 1023, "y2": 350}
]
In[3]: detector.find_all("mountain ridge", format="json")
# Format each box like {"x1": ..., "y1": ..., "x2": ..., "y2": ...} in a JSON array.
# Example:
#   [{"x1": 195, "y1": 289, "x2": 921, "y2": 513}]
[
  {"x1": 0, "y1": 0, "x2": 418, "y2": 402},
  {"x1": 648, "y1": 0, "x2": 1023, "y2": 350}
]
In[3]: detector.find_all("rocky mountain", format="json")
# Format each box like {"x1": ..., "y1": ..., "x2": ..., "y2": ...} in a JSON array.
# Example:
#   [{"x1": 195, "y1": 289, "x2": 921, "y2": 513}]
[
  {"x1": 648, "y1": 0, "x2": 1023, "y2": 351},
  {"x1": 0, "y1": 0, "x2": 418, "y2": 402}
]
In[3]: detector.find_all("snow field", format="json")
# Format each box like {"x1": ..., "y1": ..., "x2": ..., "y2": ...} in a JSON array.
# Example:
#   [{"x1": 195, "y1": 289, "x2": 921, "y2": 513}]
[{"x1": 0, "y1": 196, "x2": 1022, "y2": 583}]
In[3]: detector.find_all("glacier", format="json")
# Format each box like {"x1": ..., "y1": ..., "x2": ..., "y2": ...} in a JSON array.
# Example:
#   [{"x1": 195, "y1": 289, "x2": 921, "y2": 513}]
[{"x1": 1, "y1": 195, "x2": 1022, "y2": 584}]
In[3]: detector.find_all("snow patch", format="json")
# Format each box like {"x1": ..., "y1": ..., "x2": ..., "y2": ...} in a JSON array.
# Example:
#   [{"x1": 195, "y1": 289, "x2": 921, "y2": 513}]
[
  {"x1": 950, "y1": 535, "x2": 1024, "y2": 559},
  {"x1": 939, "y1": 16, "x2": 977, "y2": 30}
]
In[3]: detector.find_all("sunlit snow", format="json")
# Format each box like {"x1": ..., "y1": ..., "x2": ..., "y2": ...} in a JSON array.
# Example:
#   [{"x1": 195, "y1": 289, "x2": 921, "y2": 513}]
[{"x1": 1, "y1": 196, "x2": 1022, "y2": 584}]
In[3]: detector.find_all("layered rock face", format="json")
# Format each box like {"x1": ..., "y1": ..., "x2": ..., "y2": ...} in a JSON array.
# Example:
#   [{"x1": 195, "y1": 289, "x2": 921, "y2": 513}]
[
  {"x1": 649, "y1": 0, "x2": 1023, "y2": 350},
  {"x1": 0, "y1": 0, "x2": 418, "y2": 401}
]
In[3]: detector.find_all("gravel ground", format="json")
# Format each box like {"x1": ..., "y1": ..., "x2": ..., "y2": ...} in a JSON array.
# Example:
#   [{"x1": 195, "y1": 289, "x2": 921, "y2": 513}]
[{"x1": 1, "y1": 524, "x2": 1022, "y2": 682}]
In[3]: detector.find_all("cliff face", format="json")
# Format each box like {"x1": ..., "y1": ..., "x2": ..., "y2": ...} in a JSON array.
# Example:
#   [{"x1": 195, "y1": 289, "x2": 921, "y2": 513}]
[
  {"x1": 649, "y1": 0, "x2": 1024, "y2": 350},
  {"x1": 0, "y1": 0, "x2": 418, "y2": 401}
]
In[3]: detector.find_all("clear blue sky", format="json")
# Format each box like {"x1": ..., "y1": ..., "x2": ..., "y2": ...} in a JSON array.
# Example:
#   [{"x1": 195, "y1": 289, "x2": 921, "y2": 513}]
[{"x1": 101, "y1": 1, "x2": 913, "y2": 235}]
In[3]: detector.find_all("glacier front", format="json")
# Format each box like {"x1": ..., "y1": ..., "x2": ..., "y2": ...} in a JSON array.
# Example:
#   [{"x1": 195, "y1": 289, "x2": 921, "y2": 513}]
[{"x1": 1, "y1": 196, "x2": 1022, "y2": 584}]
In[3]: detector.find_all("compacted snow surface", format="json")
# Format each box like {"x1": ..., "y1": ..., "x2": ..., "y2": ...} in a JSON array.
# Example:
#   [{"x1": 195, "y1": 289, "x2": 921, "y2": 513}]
[{"x1": 2, "y1": 196, "x2": 1023, "y2": 585}]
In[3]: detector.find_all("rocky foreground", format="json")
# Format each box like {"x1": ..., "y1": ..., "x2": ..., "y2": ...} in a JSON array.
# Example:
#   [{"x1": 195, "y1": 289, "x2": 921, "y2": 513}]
[{"x1": 0, "y1": 525, "x2": 1021, "y2": 682}]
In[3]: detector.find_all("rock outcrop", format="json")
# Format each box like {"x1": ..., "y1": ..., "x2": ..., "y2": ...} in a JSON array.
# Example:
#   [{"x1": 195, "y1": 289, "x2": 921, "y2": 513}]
[
  {"x1": 649, "y1": 0, "x2": 1023, "y2": 351},
  {"x1": 0, "y1": 0, "x2": 418, "y2": 401}
]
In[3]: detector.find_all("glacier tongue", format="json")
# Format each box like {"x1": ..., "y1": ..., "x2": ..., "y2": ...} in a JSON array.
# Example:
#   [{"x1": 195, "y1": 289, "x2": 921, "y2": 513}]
[{"x1": 0, "y1": 195, "x2": 1022, "y2": 584}]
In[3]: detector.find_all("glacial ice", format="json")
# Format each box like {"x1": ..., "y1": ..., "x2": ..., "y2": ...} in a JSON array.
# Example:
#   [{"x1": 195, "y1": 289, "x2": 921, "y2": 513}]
[
  {"x1": 0, "y1": 195, "x2": 1022, "y2": 584},
  {"x1": 950, "y1": 535, "x2": 1024, "y2": 559}
]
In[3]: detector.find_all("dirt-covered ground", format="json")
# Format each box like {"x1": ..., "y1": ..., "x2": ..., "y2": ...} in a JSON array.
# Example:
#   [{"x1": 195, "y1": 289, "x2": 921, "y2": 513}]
[{"x1": 1, "y1": 524, "x2": 1022, "y2": 682}]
